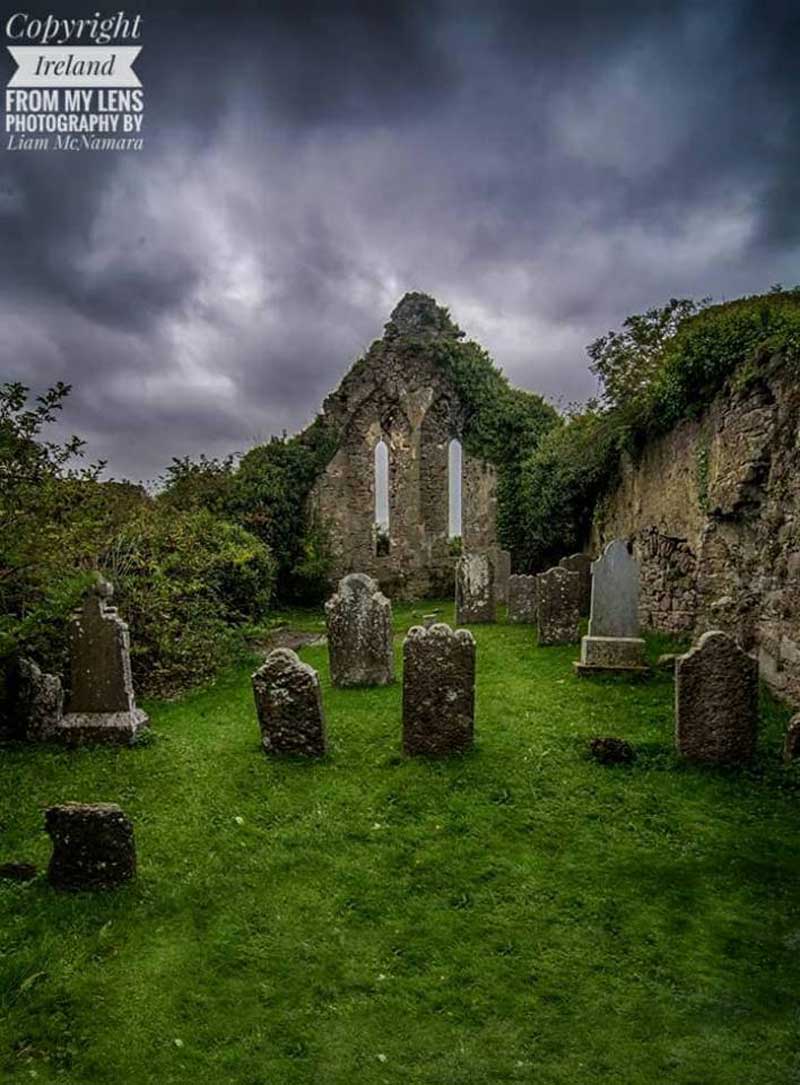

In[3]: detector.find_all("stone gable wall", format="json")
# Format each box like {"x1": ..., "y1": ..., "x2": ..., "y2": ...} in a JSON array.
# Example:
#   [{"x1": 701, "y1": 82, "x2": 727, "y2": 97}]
[{"x1": 591, "y1": 353, "x2": 800, "y2": 705}]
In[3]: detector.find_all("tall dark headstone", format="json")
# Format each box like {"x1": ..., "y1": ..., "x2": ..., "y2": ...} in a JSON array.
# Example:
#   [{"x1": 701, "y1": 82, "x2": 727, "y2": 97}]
[
  {"x1": 402, "y1": 623, "x2": 476, "y2": 756},
  {"x1": 252, "y1": 648, "x2": 327, "y2": 757},
  {"x1": 508, "y1": 574, "x2": 538, "y2": 624},
  {"x1": 559, "y1": 553, "x2": 592, "y2": 616},
  {"x1": 536, "y1": 567, "x2": 580, "y2": 646}
]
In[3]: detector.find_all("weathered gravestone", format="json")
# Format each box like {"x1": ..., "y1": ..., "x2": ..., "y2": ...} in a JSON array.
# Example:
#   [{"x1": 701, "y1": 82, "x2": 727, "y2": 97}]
[
  {"x1": 536, "y1": 567, "x2": 580, "y2": 646},
  {"x1": 11, "y1": 658, "x2": 63, "y2": 741},
  {"x1": 402, "y1": 623, "x2": 475, "y2": 756},
  {"x1": 508, "y1": 574, "x2": 538, "y2": 624},
  {"x1": 325, "y1": 573, "x2": 393, "y2": 687},
  {"x1": 492, "y1": 549, "x2": 512, "y2": 605},
  {"x1": 45, "y1": 803, "x2": 136, "y2": 891},
  {"x1": 455, "y1": 553, "x2": 495, "y2": 624},
  {"x1": 675, "y1": 630, "x2": 758, "y2": 765},
  {"x1": 575, "y1": 540, "x2": 648, "y2": 675},
  {"x1": 58, "y1": 579, "x2": 149, "y2": 746},
  {"x1": 252, "y1": 648, "x2": 327, "y2": 757},
  {"x1": 559, "y1": 553, "x2": 592, "y2": 616}
]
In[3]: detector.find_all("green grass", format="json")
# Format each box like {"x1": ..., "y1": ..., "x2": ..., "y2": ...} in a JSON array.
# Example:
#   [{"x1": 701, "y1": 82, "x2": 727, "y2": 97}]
[{"x1": 1, "y1": 602, "x2": 799, "y2": 1084}]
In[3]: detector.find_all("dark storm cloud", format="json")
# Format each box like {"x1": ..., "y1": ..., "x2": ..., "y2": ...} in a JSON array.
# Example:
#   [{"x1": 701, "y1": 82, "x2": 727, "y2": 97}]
[{"x1": 2, "y1": 0, "x2": 799, "y2": 480}]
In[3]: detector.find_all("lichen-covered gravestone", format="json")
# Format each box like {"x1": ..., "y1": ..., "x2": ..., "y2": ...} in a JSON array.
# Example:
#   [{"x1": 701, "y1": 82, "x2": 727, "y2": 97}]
[
  {"x1": 455, "y1": 553, "x2": 495, "y2": 624},
  {"x1": 575, "y1": 540, "x2": 647, "y2": 675},
  {"x1": 252, "y1": 648, "x2": 327, "y2": 757},
  {"x1": 492, "y1": 549, "x2": 512, "y2": 605},
  {"x1": 45, "y1": 803, "x2": 136, "y2": 891},
  {"x1": 536, "y1": 567, "x2": 580, "y2": 646},
  {"x1": 508, "y1": 574, "x2": 538, "y2": 623},
  {"x1": 325, "y1": 573, "x2": 393, "y2": 687},
  {"x1": 12, "y1": 658, "x2": 63, "y2": 741},
  {"x1": 675, "y1": 630, "x2": 758, "y2": 765},
  {"x1": 559, "y1": 553, "x2": 592, "y2": 616},
  {"x1": 402, "y1": 623, "x2": 476, "y2": 756},
  {"x1": 58, "y1": 579, "x2": 149, "y2": 745}
]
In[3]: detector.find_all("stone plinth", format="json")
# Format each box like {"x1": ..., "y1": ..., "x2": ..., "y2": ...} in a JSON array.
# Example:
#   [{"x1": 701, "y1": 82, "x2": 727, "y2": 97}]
[
  {"x1": 45, "y1": 803, "x2": 136, "y2": 891},
  {"x1": 58, "y1": 579, "x2": 148, "y2": 746},
  {"x1": 508, "y1": 574, "x2": 538, "y2": 624},
  {"x1": 252, "y1": 648, "x2": 327, "y2": 757},
  {"x1": 325, "y1": 573, "x2": 394, "y2": 687},
  {"x1": 402, "y1": 623, "x2": 475, "y2": 756},
  {"x1": 536, "y1": 567, "x2": 580, "y2": 646},
  {"x1": 675, "y1": 630, "x2": 758, "y2": 765},
  {"x1": 574, "y1": 635, "x2": 648, "y2": 676},
  {"x1": 455, "y1": 553, "x2": 495, "y2": 624}
]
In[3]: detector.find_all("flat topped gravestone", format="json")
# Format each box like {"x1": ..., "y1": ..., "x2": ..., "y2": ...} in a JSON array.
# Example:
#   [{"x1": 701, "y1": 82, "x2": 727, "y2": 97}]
[
  {"x1": 402, "y1": 623, "x2": 476, "y2": 756},
  {"x1": 675, "y1": 630, "x2": 758, "y2": 765},
  {"x1": 325, "y1": 573, "x2": 393, "y2": 687},
  {"x1": 492, "y1": 549, "x2": 512, "y2": 605},
  {"x1": 58, "y1": 578, "x2": 148, "y2": 746},
  {"x1": 575, "y1": 540, "x2": 648, "y2": 676},
  {"x1": 507, "y1": 574, "x2": 538, "y2": 624},
  {"x1": 455, "y1": 553, "x2": 495, "y2": 624},
  {"x1": 45, "y1": 803, "x2": 136, "y2": 891},
  {"x1": 559, "y1": 553, "x2": 592, "y2": 616},
  {"x1": 252, "y1": 648, "x2": 327, "y2": 757},
  {"x1": 536, "y1": 567, "x2": 580, "y2": 646}
]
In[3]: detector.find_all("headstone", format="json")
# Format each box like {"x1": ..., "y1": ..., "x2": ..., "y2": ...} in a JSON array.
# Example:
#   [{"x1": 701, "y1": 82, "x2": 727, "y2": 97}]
[
  {"x1": 58, "y1": 579, "x2": 148, "y2": 746},
  {"x1": 14, "y1": 658, "x2": 63, "y2": 741},
  {"x1": 325, "y1": 573, "x2": 393, "y2": 687},
  {"x1": 559, "y1": 553, "x2": 592, "y2": 616},
  {"x1": 675, "y1": 630, "x2": 758, "y2": 765},
  {"x1": 252, "y1": 648, "x2": 327, "y2": 757},
  {"x1": 45, "y1": 803, "x2": 136, "y2": 891},
  {"x1": 575, "y1": 540, "x2": 648, "y2": 675},
  {"x1": 402, "y1": 623, "x2": 475, "y2": 756},
  {"x1": 492, "y1": 549, "x2": 512, "y2": 605},
  {"x1": 536, "y1": 567, "x2": 580, "y2": 646},
  {"x1": 589, "y1": 737, "x2": 635, "y2": 764},
  {"x1": 455, "y1": 553, "x2": 495, "y2": 624},
  {"x1": 507, "y1": 574, "x2": 538, "y2": 624},
  {"x1": 784, "y1": 713, "x2": 800, "y2": 763}
]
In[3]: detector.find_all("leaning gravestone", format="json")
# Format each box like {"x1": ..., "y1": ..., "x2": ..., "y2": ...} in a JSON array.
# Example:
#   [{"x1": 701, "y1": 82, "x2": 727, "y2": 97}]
[
  {"x1": 58, "y1": 578, "x2": 149, "y2": 745},
  {"x1": 492, "y1": 549, "x2": 512, "y2": 605},
  {"x1": 252, "y1": 648, "x2": 327, "y2": 757},
  {"x1": 536, "y1": 567, "x2": 580, "y2": 646},
  {"x1": 45, "y1": 803, "x2": 136, "y2": 891},
  {"x1": 559, "y1": 553, "x2": 592, "y2": 616},
  {"x1": 455, "y1": 553, "x2": 495, "y2": 624},
  {"x1": 402, "y1": 623, "x2": 476, "y2": 756},
  {"x1": 325, "y1": 573, "x2": 393, "y2": 687},
  {"x1": 575, "y1": 540, "x2": 648, "y2": 675},
  {"x1": 508, "y1": 574, "x2": 538, "y2": 623},
  {"x1": 675, "y1": 630, "x2": 758, "y2": 765}
]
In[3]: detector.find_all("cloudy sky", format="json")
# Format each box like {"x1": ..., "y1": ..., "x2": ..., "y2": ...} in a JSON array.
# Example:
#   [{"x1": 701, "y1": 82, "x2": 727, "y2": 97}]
[{"x1": 2, "y1": 0, "x2": 799, "y2": 482}]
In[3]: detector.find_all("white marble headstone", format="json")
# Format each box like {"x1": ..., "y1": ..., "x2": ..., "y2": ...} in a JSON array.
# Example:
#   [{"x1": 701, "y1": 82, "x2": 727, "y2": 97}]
[{"x1": 588, "y1": 540, "x2": 640, "y2": 638}]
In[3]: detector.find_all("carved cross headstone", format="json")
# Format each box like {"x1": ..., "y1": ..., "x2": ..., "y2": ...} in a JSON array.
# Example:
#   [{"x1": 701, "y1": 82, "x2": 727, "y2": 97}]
[
  {"x1": 402, "y1": 623, "x2": 475, "y2": 756},
  {"x1": 325, "y1": 573, "x2": 393, "y2": 687}
]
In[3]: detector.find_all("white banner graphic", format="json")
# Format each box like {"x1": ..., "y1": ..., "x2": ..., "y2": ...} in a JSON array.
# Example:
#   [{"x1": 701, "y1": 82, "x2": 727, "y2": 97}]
[{"x1": 7, "y1": 46, "x2": 142, "y2": 88}]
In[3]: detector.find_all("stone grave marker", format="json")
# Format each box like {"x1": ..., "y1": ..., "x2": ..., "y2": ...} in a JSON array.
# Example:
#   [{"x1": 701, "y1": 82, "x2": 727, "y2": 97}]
[
  {"x1": 536, "y1": 567, "x2": 580, "y2": 646},
  {"x1": 675, "y1": 630, "x2": 758, "y2": 765},
  {"x1": 507, "y1": 574, "x2": 538, "y2": 624},
  {"x1": 45, "y1": 803, "x2": 136, "y2": 891},
  {"x1": 559, "y1": 552, "x2": 592, "y2": 616},
  {"x1": 492, "y1": 549, "x2": 512, "y2": 605},
  {"x1": 402, "y1": 623, "x2": 475, "y2": 756},
  {"x1": 455, "y1": 553, "x2": 495, "y2": 624},
  {"x1": 575, "y1": 540, "x2": 648, "y2": 675},
  {"x1": 252, "y1": 648, "x2": 327, "y2": 757},
  {"x1": 325, "y1": 573, "x2": 393, "y2": 687}
]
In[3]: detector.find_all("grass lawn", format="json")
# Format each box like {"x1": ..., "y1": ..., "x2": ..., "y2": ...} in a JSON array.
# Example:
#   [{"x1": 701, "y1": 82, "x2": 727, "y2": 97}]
[{"x1": 1, "y1": 601, "x2": 799, "y2": 1085}]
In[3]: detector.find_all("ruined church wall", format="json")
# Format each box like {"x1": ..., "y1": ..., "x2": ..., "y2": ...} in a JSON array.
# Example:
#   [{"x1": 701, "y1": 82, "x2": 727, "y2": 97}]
[{"x1": 591, "y1": 353, "x2": 800, "y2": 705}]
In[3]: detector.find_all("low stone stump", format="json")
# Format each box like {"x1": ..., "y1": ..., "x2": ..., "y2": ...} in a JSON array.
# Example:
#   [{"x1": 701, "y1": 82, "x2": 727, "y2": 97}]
[
  {"x1": 574, "y1": 635, "x2": 648, "y2": 676},
  {"x1": 675, "y1": 630, "x2": 758, "y2": 765},
  {"x1": 252, "y1": 648, "x2": 327, "y2": 757},
  {"x1": 325, "y1": 573, "x2": 393, "y2": 687},
  {"x1": 492, "y1": 549, "x2": 512, "y2": 605},
  {"x1": 57, "y1": 579, "x2": 148, "y2": 747},
  {"x1": 784, "y1": 714, "x2": 800, "y2": 763},
  {"x1": 589, "y1": 737, "x2": 635, "y2": 764},
  {"x1": 402, "y1": 623, "x2": 476, "y2": 756},
  {"x1": 508, "y1": 575, "x2": 538, "y2": 624},
  {"x1": 455, "y1": 553, "x2": 495, "y2": 624},
  {"x1": 45, "y1": 803, "x2": 136, "y2": 891},
  {"x1": 559, "y1": 553, "x2": 592, "y2": 616},
  {"x1": 536, "y1": 567, "x2": 580, "y2": 646}
]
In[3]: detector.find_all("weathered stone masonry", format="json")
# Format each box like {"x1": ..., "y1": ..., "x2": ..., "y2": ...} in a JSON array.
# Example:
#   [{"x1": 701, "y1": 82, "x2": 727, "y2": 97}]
[
  {"x1": 307, "y1": 295, "x2": 498, "y2": 600},
  {"x1": 591, "y1": 352, "x2": 800, "y2": 706}
]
